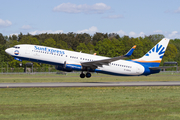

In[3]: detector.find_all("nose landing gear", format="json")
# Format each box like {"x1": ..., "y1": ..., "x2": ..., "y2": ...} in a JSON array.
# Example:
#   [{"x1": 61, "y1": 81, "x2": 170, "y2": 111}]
[{"x1": 80, "y1": 72, "x2": 91, "y2": 78}]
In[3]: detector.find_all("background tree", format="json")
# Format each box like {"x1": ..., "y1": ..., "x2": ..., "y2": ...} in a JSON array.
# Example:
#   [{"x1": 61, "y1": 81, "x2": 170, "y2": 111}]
[
  {"x1": 0, "y1": 32, "x2": 179, "y2": 68},
  {"x1": 86, "y1": 43, "x2": 94, "y2": 54},
  {"x1": 0, "y1": 33, "x2": 6, "y2": 45},
  {"x1": 76, "y1": 43, "x2": 89, "y2": 53},
  {"x1": 146, "y1": 34, "x2": 165, "y2": 44},
  {"x1": 92, "y1": 32, "x2": 108, "y2": 45},
  {"x1": 56, "y1": 40, "x2": 68, "y2": 49},
  {"x1": 108, "y1": 33, "x2": 120, "y2": 39},
  {"x1": 94, "y1": 38, "x2": 125, "y2": 57},
  {"x1": 19, "y1": 36, "x2": 39, "y2": 45},
  {"x1": 42, "y1": 38, "x2": 56, "y2": 47}
]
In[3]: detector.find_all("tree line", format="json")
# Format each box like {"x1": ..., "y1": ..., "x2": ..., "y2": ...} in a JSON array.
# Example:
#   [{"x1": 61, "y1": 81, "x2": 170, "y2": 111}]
[{"x1": 0, "y1": 32, "x2": 179, "y2": 68}]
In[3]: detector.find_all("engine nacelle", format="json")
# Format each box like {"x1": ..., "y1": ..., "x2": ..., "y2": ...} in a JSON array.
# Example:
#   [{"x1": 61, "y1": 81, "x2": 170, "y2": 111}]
[
  {"x1": 55, "y1": 61, "x2": 82, "y2": 72},
  {"x1": 55, "y1": 65, "x2": 72, "y2": 72}
]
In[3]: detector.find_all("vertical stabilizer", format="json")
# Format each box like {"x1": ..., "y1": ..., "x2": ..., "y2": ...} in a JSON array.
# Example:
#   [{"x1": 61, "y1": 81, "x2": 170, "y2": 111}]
[{"x1": 133, "y1": 38, "x2": 170, "y2": 67}]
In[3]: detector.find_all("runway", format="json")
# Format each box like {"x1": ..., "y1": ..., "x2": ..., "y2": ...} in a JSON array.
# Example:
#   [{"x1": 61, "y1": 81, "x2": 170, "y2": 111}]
[{"x1": 1, "y1": 81, "x2": 180, "y2": 88}]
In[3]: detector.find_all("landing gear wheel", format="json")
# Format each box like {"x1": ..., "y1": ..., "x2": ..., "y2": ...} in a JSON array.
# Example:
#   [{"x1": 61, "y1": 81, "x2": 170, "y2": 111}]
[
  {"x1": 86, "y1": 72, "x2": 91, "y2": 78},
  {"x1": 80, "y1": 73, "x2": 85, "y2": 78}
]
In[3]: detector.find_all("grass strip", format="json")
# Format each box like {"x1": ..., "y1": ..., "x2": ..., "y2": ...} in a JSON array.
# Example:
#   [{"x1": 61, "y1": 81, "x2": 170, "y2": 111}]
[
  {"x1": 0, "y1": 86, "x2": 180, "y2": 119},
  {"x1": 0, "y1": 72, "x2": 180, "y2": 83}
]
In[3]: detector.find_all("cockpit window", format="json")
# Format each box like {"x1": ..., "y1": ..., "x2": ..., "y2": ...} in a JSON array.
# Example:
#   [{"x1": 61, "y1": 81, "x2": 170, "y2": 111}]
[{"x1": 13, "y1": 46, "x2": 20, "y2": 49}]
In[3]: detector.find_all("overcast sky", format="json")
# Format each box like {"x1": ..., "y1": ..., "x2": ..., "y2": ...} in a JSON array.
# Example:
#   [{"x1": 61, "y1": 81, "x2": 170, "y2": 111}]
[{"x1": 0, "y1": 0, "x2": 180, "y2": 39}]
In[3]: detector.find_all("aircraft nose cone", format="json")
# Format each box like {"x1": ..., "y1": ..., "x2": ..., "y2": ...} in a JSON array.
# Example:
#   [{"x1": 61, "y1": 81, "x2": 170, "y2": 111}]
[
  {"x1": 5, "y1": 48, "x2": 12, "y2": 55},
  {"x1": 5, "y1": 49, "x2": 8, "y2": 53}
]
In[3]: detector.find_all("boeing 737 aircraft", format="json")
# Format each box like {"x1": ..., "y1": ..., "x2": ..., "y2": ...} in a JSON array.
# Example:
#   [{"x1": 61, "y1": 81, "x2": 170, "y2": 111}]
[{"x1": 5, "y1": 38, "x2": 170, "y2": 78}]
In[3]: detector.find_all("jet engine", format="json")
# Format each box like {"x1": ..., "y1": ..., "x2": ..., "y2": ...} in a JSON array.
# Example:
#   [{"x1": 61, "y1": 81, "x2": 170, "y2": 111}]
[{"x1": 55, "y1": 61, "x2": 82, "y2": 72}]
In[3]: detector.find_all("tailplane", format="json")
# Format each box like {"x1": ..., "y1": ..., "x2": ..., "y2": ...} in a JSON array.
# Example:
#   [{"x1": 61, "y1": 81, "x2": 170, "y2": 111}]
[{"x1": 133, "y1": 38, "x2": 170, "y2": 67}]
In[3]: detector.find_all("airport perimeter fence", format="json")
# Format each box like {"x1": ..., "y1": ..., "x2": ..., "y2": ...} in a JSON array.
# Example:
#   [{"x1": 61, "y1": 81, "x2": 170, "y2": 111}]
[
  {"x1": 0, "y1": 67, "x2": 59, "y2": 74},
  {"x1": 0, "y1": 66, "x2": 179, "y2": 74}
]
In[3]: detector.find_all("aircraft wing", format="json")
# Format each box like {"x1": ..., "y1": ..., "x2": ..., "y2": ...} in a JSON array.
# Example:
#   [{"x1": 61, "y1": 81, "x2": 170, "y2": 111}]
[{"x1": 81, "y1": 45, "x2": 136, "y2": 69}]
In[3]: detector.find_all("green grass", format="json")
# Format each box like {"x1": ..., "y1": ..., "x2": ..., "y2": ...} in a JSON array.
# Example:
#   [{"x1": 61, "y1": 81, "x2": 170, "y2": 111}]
[
  {"x1": 0, "y1": 72, "x2": 180, "y2": 83},
  {"x1": 0, "y1": 72, "x2": 180, "y2": 119},
  {"x1": 0, "y1": 87, "x2": 180, "y2": 120}
]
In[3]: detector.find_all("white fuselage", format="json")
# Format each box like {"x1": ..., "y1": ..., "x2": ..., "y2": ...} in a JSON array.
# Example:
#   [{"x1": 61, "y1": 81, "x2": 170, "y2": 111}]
[{"x1": 5, "y1": 44, "x2": 145, "y2": 76}]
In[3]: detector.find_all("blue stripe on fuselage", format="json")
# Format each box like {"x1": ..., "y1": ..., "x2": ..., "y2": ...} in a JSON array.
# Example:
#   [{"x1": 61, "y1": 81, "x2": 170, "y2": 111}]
[{"x1": 128, "y1": 60, "x2": 161, "y2": 75}]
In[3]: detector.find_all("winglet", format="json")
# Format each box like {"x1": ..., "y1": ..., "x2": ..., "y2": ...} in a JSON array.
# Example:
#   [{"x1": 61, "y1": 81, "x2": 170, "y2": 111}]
[{"x1": 124, "y1": 45, "x2": 136, "y2": 57}]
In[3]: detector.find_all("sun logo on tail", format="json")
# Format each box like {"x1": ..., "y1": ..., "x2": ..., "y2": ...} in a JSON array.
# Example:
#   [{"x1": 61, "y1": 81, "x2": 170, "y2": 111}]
[{"x1": 145, "y1": 44, "x2": 165, "y2": 59}]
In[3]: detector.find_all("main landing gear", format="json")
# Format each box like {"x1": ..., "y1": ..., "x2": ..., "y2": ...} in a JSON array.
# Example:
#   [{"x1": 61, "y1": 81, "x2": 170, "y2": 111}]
[{"x1": 80, "y1": 72, "x2": 91, "y2": 78}]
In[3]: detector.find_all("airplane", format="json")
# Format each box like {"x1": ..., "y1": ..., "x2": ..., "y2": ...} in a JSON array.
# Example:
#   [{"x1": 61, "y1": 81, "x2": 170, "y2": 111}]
[{"x1": 5, "y1": 38, "x2": 170, "y2": 78}]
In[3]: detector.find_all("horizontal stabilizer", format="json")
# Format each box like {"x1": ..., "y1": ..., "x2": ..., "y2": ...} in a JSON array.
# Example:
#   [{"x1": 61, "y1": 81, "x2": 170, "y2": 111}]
[{"x1": 149, "y1": 66, "x2": 176, "y2": 70}]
